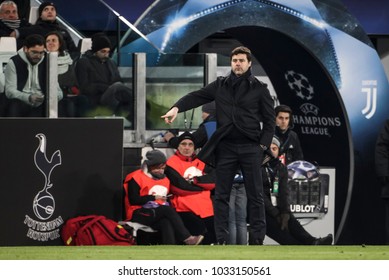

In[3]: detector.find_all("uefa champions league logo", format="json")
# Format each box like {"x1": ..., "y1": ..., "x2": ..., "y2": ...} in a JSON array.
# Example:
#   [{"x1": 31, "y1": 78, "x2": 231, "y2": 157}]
[
  {"x1": 284, "y1": 70, "x2": 314, "y2": 100},
  {"x1": 284, "y1": 69, "x2": 342, "y2": 137},
  {"x1": 23, "y1": 133, "x2": 64, "y2": 242}
]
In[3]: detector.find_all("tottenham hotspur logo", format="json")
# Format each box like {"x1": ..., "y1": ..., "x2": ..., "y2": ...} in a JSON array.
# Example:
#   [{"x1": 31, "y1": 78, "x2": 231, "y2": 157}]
[{"x1": 32, "y1": 133, "x2": 62, "y2": 220}]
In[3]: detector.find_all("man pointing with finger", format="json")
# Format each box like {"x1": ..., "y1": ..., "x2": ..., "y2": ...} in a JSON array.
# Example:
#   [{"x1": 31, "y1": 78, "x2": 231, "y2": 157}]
[{"x1": 161, "y1": 46, "x2": 275, "y2": 245}]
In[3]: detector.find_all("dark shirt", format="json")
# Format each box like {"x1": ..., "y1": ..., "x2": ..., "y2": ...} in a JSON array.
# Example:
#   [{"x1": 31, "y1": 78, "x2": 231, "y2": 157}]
[{"x1": 275, "y1": 126, "x2": 304, "y2": 165}]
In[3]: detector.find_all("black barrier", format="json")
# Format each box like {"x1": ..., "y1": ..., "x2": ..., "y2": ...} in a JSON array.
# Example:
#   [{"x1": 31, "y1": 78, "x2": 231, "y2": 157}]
[{"x1": 0, "y1": 119, "x2": 123, "y2": 246}]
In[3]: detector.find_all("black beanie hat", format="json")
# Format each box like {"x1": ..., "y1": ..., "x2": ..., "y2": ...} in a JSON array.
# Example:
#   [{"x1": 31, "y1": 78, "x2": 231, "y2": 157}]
[
  {"x1": 176, "y1": 131, "x2": 195, "y2": 147},
  {"x1": 91, "y1": 34, "x2": 112, "y2": 53},
  {"x1": 272, "y1": 135, "x2": 281, "y2": 147},
  {"x1": 201, "y1": 101, "x2": 216, "y2": 116},
  {"x1": 39, "y1": 2, "x2": 56, "y2": 17},
  {"x1": 144, "y1": 150, "x2": 166, "y2": 167}
]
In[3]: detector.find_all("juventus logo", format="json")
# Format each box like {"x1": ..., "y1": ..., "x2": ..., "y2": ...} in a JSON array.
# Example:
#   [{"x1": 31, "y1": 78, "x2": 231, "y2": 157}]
[{"x1": 361, "y1": 80, "x2": 377, "y2": 119}]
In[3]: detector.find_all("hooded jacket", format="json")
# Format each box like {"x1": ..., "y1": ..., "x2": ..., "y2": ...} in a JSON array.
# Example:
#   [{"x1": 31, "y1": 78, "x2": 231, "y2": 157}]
[{"x1": 4, "y1": 48, "x2": 62, "y2": 104}]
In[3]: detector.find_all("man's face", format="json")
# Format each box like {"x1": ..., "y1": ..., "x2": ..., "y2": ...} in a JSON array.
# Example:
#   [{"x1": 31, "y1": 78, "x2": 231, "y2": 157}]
[
  {"x1": 270, "y1": 143, "x2": 280, "y2": 158},
  {"x1": 40, "y1": 5, "x2": 56, "y2": 21},
  {"x1": 95, "y1": 48, "x2": 110, "y2": 62},
  {"x1": 231, "y1": 53, "x2": 251, "y2": 76},
  {"x1": 276, "y1": 112, "x2": 290, "y2": 131},
  {"x1": 0, "y1": 4, "x2": 18, "y2": 20},
  {"x1": 24, "y1": 45, "x2": 45, "y2": 65},
  {"x1": 177, "y1": 140, "x2": 195, "y2": 157}
]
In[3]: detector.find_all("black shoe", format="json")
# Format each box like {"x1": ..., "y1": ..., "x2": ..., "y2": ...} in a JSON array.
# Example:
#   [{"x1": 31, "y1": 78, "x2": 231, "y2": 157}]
[
  {"x1": 215, "y1": 240, "x2": 227, "y2": 245},
  {"x1": 313, "y1": 234, "x2": 333, "y2": 245},
  {"x1": 249, "y1": 239, "x2": 263, "y2": 245}
]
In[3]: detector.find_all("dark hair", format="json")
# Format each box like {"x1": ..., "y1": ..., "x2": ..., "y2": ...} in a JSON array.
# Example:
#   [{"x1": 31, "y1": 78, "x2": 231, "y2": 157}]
[
  {"x1": 230, "y1": 46, "x2": 252, "y2": 62},
  {"x1": 45, "y1": 30, "x2": 67, "y2": 55},
  {"x1": 275, "y1": 104, "x2": 292, "y2": 115},
  {"x1": 275, "y1": 104, "x2": 294, "y2": 127},
  {"x1": 24, "y1": 34, "x2": 45, "y2": 48}
]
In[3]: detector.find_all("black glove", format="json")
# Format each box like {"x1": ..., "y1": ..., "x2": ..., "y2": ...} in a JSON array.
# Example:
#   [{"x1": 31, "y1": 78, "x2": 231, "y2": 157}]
[{"x1": 277, "y1": 213, "x2": 290, "y2": 231}]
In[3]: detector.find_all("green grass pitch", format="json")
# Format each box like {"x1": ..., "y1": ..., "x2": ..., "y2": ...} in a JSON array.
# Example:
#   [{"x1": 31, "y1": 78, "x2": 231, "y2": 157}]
[{"x1": 1, "y1": 245, "x2": 388, "y2": 260}]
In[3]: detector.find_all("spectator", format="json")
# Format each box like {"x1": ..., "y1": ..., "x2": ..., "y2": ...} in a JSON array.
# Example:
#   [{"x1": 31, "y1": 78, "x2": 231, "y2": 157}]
[
  {"x1": 0, "y1": 0, "x2": 31, "y2": 49},
  {"x1": 375, "y1": 119, "x2": 389, "y2": 244},
  {"x1": 11, "y1": 1, "x2": 78, "y2": 57},
  {"x1": 4, "y1": 33, "x2": 62, "y2": 117},
  {"x1": 11, "y1": 0, "x2": 29, "y2": 20},
  {"x1": 274, "y1": 104, "x2": 304, "y2": 165},
  {"x1": 75, "y1": 33, "x2": 134, "y2": 127},
  {"x1": 165, "y1": 131, "x2": 217, "y2": 244},
  {"x1": 262, "y1": 136, "x2": 333, "y2": 245},
  {"x1": 45, "y1": 30, "x2": 88, "y2": 117},
  {"x1": 161, "y1": 46, "x2": 275, "y2": 245},
  {"x1": 123, "y1": 149, "x2": 204, "y2": 245}
]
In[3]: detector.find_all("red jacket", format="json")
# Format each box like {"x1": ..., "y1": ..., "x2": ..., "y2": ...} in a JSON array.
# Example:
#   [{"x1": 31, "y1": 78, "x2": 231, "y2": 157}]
[
  {"x1": 123, "y1": 169, "x2": 170, "y2": 220},
  {"x1": 166, "y1": 152, "x2": 215, "y2": 218}
]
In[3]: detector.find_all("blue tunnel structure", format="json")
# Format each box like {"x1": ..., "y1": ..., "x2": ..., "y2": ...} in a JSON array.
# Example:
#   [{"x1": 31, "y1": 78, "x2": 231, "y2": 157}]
[{"x1": 119, "y1": 0, "x2": 389, "y2": 244}]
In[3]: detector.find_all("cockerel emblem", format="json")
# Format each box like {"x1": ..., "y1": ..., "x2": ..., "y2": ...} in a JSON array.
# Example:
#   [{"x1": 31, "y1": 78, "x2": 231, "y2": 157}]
[{"x1": 32, "y1": 133, "x2": 62, "y2": 220}]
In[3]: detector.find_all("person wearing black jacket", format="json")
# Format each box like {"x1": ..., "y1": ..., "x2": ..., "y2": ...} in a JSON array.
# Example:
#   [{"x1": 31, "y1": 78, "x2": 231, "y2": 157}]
[
  {"x1": 162, "y1": 46, "x2": 275, "y2": 245},
  {"x1": 274, "y1": 104, "x2": 304, "y2": 165},
  {"x1": 75, "y1": 33, "x2": 133, "y2": 126},
  {"x1": 263, "y1": 136, "x2": 333, "y2": 245},
  {"x1": 0, "y1": 1, "x2": 31, "y2": 49},
  {"x1": 11, "y1": 2, "x2": 77, "y2": 57},
  {"x1": 375, "y1": 119, "x2": 389, "y2": 244}
]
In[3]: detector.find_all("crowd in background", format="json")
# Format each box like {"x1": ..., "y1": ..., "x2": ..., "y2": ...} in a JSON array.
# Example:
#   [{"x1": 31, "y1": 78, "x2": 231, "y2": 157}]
[{"x1": 0, "y1": 1, "x2": 133, "y2": 126}]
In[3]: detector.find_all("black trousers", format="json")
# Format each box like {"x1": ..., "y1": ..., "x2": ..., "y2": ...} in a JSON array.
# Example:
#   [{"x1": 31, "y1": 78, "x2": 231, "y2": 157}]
[
  {"x1": 384, "y1": 198, "x2": 389, "y2": 245},
  {"x1": 265, "y1": 213, "x2": 316, "y2": 245},
  {"x1": 178, "y1": 212, "x2": 216, "y2": 245},
  {"x1": 6, "y1": 99, "x2": 45, "y2": 117},
  {"x1": 214, "y1": 140, "x2": 266, "y2": 243},
  {"x1": 131, "y1": 205, "x2": 191, "y2": 244},
  {"x1": 100, "y1": 82, "x2": 133, "y2": 118}
]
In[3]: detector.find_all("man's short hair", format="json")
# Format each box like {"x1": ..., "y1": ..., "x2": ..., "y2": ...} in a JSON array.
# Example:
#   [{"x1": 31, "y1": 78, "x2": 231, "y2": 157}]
[
  {"x1": 230, "y1": 46, "x2": 252, "y2": 62},
  {"x1": 0, "y1": 1, "x2": 17, "y2": 12},
  {"x1": 275, "y1": 104, "x2": 293, "y2": 117},
  {"x1": 24, "y1": 34, "x2": 45, "y2": 48}
]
